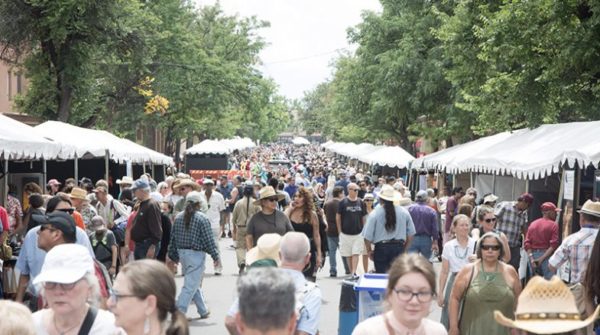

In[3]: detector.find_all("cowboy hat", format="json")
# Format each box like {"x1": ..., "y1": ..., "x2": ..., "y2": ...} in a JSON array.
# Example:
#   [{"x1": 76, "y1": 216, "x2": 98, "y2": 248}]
[
  {"x1": 253, "y1": 186, "x2": 285, "y2": 206},
  {"x1": 378, "y1": 184, "x2": 402, "y2": 202},
  {"x1": 69, "y1": 187, "x2": 88, "y2": 201},
  {"x1": 577, "y1": 199, "x2": 600, "y2": 218},
  {"x1": 173, "y1": 179, "x2": 201, "y2": 191},
  {"x1": 246, "y1": 233, "x2": 282, "y2": 266},
  {"x1": 494, "y1": 276, "x2": 600, "y2": 334},
  {"x1": 116, "y1": 176, "x2": 134, "y2": 185}
]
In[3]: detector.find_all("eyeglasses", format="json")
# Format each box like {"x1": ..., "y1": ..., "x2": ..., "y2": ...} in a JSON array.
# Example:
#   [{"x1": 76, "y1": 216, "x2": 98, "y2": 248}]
[
  {"x1": 109, "y1": 289, "x2": 138, "y2": 303},
  {"x1": 57, "y1": 208, "x2": 75, "y2": 214},
  {"x1": 40, "y1": 225, "x2": 58, "y2": 233},
  {"x1": 43, "y1": 281, "x2": 79, "y2": 291},
  {"x1": 481, "y1": 244, "x2": 501, "y2": 251},
  {"x1": 264, "y1": 197, "x2": 279, "y2": 202},
  {"x1": 484, "y1": 218, "x2": 497, "y2": 223},
  {"x1": 364, "y1": 199, "x2": 373, "y2": 202},
  {"x1": 393, "y1": 288, "x2": 434, "y2": 303},
  {"x1": 349, "y1": 189, "x2": 358, "y2": 192}
]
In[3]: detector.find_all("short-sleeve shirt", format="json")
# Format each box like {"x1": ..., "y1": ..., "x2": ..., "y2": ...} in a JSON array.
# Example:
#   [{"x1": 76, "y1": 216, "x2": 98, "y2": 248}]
[
  {"x1": 442, "y1": 238, "x2": 477, "y2": 273},
  {"x1": 338, "y1": 198, "x2": 366, "y2": 235},
  {"x1": 246, "y1": 210, "x2": 294, "y2": 246},
  {"x1": 90, "y1": 231, "x2": 117, "y2": 269},
  {"x1": 548, "y1": 227, "x2": 598, "y2": 284},
  {"x1": 33, "y1": 308, "x2": 122, "y2": 335},
  {"x1": 362, "y1": 205, "x2": 416, "y2": 243},
  {"x1": 495, "y1": 201, "x2": 528, "y2": 247},
  {"x1": 7, "y1": 194, "x2": 23, "y2": 230},
  {"x1": 324, "y1": 198, "x2": 341, "y2": 236}
]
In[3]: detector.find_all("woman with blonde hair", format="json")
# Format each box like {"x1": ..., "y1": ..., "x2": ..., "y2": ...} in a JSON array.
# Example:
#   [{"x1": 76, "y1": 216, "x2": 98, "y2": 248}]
[
  {"x1": 0, "y1": 300, "x2": 36, "y2": 335},
  {"x1": 352, "y1": 253, "x2": 447, "y2": 334},
  {"x1": 109, "y1": 259, "x2": 188, "y2": 335}
]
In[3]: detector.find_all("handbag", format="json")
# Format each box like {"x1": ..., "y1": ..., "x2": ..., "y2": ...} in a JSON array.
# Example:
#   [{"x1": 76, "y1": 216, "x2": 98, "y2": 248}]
[
  {"x1": 1, "y1": 265, "x2": 17, "y2": 294},
  {"x1": 0, "y1": 235, "x2": 12, "y2": 261}
]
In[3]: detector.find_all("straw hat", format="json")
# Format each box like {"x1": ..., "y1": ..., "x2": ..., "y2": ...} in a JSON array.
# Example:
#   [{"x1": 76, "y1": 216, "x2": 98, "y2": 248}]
[
  {"x1": 246, "y1": 233, "x2": 282, "y2": 266},
  {"x1": 116, "y1": 176, "x2": 134, "y2": 185},
  {"x1": 253, "y1": 186, "x2": 285, "y2": 206},
  {"x1": 69, "y1": 187, "x2": 88, "y2": 201},
  {"x1": 494, "y1": 276, "x2": 600, "y2": 334},
  {"x1": 173, "y1": 179, "x2": 201, "y2": 191},
  {"x1": 578, "y1": 199, "x2": 600, "y2": 218},
  {"x1": 378, "y1": 184, "x2": 402, "y2": 202}
]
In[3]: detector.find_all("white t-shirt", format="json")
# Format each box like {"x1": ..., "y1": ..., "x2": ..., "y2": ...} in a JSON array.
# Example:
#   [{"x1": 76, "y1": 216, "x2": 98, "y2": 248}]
[
  {"x1": 202, "y1": 191, "x2": 226, "y2": 229},
  {"x1": 33, "y1": 308, "x2": 123, "y2": 335},
  {"x1": 442, "y1": 237, "x2": 477, "y2": 273},
  {"x1": 352, "y1": 311, "x2": 447, "y2": 335}
]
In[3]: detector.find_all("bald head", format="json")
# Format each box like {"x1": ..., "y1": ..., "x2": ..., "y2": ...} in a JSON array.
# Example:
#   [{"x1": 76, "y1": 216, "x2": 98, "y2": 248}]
[{"x1": 280, "y1": 232, "x2": 310, "y2": 265}]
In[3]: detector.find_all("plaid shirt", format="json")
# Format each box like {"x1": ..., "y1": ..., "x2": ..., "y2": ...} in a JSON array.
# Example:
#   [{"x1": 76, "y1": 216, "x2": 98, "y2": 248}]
[
  {"x1": 495, "y1": 201, "x2": 528, "y2": 247},
  {"x1": 168, "y1": 211, "x2": 219, "y2": 263},
  {"x1": 548, "y1": 227, "x2": 598, "y2": 284}
]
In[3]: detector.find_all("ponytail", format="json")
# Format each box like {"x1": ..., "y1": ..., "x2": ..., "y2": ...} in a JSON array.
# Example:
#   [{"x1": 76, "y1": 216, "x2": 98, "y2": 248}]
[
  {"x1": 383, "y1": 199, "x2": 396, "y2": 232},
  {"x1": 183, "y1": 202, "x2": 199, "y2": 229},
  {"x1": 165, "y1": 309, "x2": 189, "y2": 335}
]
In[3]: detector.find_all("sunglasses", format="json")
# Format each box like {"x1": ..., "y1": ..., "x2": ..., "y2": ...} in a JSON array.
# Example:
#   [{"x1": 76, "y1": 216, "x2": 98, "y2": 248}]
[
  {"x1": 264, "y1": 197, "x2": 279, "y2": 202},
  {"x1": 364, "y1": 199, "x2": 373, "y2": 202},
  {"x1": 43, "y1": 280, "x2": 80, "y2": 291},
  {"x1": 481, "y1": 244, "x2": 501, "y2": 251},
  {"x1": 484, "y1": 218, "x2": 497, "y2": 223},
  {"x1": 57, "y1": 208, "x2": 75, "y2": 214}
]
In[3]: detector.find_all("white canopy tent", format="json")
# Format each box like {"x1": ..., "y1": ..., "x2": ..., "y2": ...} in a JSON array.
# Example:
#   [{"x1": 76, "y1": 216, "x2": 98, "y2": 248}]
[
  {"x1": 359, "y1": 146, "x2": 415, "y2": 169},
  {"x1": 0, "y1": 114, "x2": 67, "y2": 160},
  {"x1": 185, "y1": 137, "x2": 255, "y2": 156},
  {"x1": 291, "y1": 136, "x2": 310, "y2": 145}
]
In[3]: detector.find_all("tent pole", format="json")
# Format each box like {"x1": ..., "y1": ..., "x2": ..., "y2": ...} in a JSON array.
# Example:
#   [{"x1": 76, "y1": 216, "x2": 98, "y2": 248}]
[
  {"x1": 151, "y1": 164, "x2": 155, "y2": 179},
  {"x1": 163, "y1": 165, "x2": 166, "y2": 180},
  {"x1": 492, "y1": 174, "x2": 496, "y2": 194},
  {"x1": 470, "y1": 172, "x2": 474, "y2": 188},
  {"x1": 105, "y1": 150, "x2": 110, "y2": 182},
  {"x1": 143, "y1": 163, "x2": 146, "y2": 175},
  {"x1": 3, "y1": 158, "x2": 8, "y2": 207},
  {"x1": 43, "y1": 159, "x2": 47, "y2": 189},
  {"x1": 74, "y1": 154, "x2": 79, "y2": 182}
]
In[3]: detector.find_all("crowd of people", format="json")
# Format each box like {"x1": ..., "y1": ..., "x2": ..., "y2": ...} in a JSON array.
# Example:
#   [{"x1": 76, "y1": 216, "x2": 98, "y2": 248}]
[{"x1": 0, "y1": 142, "x2": 598, "y2": 334}]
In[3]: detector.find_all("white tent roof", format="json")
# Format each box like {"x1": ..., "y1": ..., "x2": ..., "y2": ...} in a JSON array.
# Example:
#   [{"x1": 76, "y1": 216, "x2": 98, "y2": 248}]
[
  {"x1": 359, "y1": 146, "x2": 415, "y2": 168},
  {"x1": 292, "y1": 136, "x2": 310, "y2": 145},
  {"x1": 185, "y1": 137, "x2": 255, "y2": 155},
  {"x1": 412, "y1": 130, "x2": 522, "y2": 174},
  {"x1": 0, "y1": 114, "x2": 66, "y2": 160},
  {"x1": 35, "y1": 121, "x2": 172, "y2": 165},
  {"x1": 465, "y1": 121, "x2": 600, "y2": 179}
]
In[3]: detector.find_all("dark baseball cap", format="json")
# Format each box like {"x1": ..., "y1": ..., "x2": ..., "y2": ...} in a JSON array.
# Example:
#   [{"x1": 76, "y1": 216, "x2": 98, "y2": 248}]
[{"x1": 32, "y1": 211, "x2": 76, "y2": 241}]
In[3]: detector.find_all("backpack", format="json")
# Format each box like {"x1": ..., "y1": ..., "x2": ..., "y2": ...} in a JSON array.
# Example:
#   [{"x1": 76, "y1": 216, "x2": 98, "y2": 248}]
[{"x1": 109, "y1": 200, "x2": 127, "y2": 244}]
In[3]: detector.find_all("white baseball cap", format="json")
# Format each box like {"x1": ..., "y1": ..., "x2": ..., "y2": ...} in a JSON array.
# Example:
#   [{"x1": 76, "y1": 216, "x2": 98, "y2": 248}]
[{"x1": 33, "y1": 244, "x2": 94, "y2": 286}]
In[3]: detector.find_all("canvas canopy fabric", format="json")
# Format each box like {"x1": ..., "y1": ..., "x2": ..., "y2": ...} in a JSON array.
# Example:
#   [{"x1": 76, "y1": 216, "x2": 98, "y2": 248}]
[
  {"x1": 291, "y1": 136, "x2": 310, "y2": 145},
  {"x1": 358, "y1": 146, "x2": 415, "y2": 168},
  {"x1": 185, "y1": 137, "x2": 255, "y2": 155},
  {"x1": 0, "y1": 114, "x2": 66, "y2": 160},
  {"x1": 34, "y1": 121, "x2": 173, "y2": 165}
]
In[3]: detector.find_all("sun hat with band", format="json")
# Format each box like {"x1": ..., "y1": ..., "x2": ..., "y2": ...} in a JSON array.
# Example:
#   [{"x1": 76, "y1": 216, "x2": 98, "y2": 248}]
[
  {"x1": 494, "y1": 276, "x2": 600, "y2": 334},
  {"x1": 116, "y1": 176, "x2": 134, "y2": 185},
  {"x1": 33, "y1": 244, "x2": 94, "y2": 286},
  {"x1": 173, "y1": 179, "x2": 201, "y2": 191},
  {"x1": 378, "y1": 184, "x2": 402, "y2": 202},
  {"x1": 69, "y1": 187, "x2": 88, "y2": 201},
  {"x1": 246, "y1": 233, "x2": 282, "y2": 267},
  {"x1": 578, "y1": 199, "x2": 600, "y2": 217},
  {"x1": 253, "y1": 186, "x2": 285, "y2": 206}
]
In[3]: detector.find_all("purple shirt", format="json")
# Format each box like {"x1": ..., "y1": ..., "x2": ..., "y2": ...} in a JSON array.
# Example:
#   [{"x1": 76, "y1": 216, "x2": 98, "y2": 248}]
[{"x1": 408, "y1": 202, "x2": 438, "y2": 238}]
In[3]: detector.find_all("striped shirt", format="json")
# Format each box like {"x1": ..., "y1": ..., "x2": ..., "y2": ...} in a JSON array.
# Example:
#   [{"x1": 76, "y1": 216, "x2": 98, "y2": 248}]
[
  {"x1": 167, "y1": 211, "x2": 219, "y2": 263},
  {"x1": 494, "y1": 201, "x2": 528, "y2": 247},
  {"x1": 548, "y1": 227, "x2": 598, "y2": 284}
]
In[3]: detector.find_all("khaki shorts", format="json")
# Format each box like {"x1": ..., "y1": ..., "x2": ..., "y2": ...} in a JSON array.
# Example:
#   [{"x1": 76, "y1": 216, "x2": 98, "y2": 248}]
[{"x1": 340, "y1": 233, "x2": 366, "y2": 257}]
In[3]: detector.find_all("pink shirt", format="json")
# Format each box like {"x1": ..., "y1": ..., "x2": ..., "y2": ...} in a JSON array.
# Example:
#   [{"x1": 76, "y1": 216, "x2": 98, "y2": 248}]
[
  {"x1": 524, "y1": 217, "x2": 559, "y2": 250},
  {"x1": 0, "y1": 206, "x2": 9, "y2": 232}
]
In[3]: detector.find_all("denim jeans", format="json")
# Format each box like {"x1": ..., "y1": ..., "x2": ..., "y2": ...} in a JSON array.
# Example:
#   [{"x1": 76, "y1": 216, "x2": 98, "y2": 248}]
[
  {"x1": 176, "y1": 249, "x2": 209, "y2": 315},
  {"x1": 530, "y1": 249, "x2": 552, "y2": 279},
  {"x1": 327, "y1": 236, "x2": 350, "y2": 275},
  {"x1": 373, "y1": 241, "x2": 405, "y2": 274},
  {"x1": 408, "y1": 235, "x2": 433, "y2": 261},
  {"x1": 134, "y1": 239, "x2": 160, "y2": 260}
]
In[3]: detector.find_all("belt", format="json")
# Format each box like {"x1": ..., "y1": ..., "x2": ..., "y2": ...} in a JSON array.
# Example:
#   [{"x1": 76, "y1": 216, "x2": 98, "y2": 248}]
[{"x1": 376, "y1": 239, "x2": 405, "y2": 245}]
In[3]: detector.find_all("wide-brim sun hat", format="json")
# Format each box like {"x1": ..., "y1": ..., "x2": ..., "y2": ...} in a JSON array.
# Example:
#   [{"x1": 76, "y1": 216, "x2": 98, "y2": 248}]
[
  {"x1": 246, "y1": 233, "x2": 282, "y2": 266},
  {"x1": 378, "y1": 184, "x2": 402, "y2": 202},
  {"x1": 33, "y1": 244, "x2": 94, "y2": 286},
  {"x1": 116, "y1": 176, "x2": 134, "y2": 185},
  {"x1": 69, "y1": 187, "x2": 88, "y2": 200},
  {"x1": 253, "y1": 186, "x2": 285, "y2": 206},
  {"x1": 494, "y1": 276, "x2": 600, "y2": 334},
  {"x1": 173, "y1": 179, "x2": 201, "y2": 191},
  {"x1": 577, "y1": 199, "x2": 600, "y2": 217}
]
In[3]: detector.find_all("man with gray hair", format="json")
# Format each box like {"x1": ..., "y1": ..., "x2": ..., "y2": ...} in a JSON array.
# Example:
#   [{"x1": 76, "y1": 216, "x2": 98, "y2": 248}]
[
  {"x1": 407, "y1": 190, "x2": 439, "y2": 261},
  {"x1": 129, "y1": 179, "x2": 162, "y2": 260},
  {"x1": 225, "y1": 232, "x2": 322, "y2": 335},
  {"x1": 235, "y1": 267, "x2": 297, "y2": 335}
]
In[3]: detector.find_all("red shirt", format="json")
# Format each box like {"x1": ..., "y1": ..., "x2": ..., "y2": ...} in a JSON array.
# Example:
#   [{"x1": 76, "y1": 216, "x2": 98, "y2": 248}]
[
  {"x1": 524, "y1": 217, "x2": 559, "y2": 250},
  {"x1": 0, "y1": 206, "x2": 9, "y2": 232}
]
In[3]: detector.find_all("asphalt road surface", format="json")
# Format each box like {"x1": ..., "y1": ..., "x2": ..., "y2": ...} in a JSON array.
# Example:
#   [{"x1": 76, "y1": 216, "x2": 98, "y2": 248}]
[{"x1": 177, "y1": 238, "x2": 443, "y2": 335}]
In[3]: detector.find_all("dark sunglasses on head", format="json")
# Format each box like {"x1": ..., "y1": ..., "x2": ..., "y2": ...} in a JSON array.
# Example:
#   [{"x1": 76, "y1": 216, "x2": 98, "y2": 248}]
[
  {"x1": 481, "y1": 244, "x2": 501, "y2": 251},
  {"x1": 57, "y1": 208, "x2": 75, "y2": 214},
  {"x1": 484, "y1": 218, "x2": 497, "y2": 223}
]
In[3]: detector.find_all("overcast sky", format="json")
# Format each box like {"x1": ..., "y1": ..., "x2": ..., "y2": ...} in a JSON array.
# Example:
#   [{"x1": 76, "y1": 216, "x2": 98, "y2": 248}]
[{"x1": 193, "y1": 0, "x2": 382, "y2": 100}]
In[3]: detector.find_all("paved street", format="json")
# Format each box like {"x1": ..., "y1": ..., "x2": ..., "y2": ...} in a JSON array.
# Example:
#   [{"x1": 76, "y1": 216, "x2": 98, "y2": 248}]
[{"x1": 176, "y1": 238, "x2": 443, "y2": 334}]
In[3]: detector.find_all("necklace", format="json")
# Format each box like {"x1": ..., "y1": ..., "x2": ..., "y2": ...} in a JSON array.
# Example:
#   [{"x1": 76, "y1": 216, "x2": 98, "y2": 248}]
[
  {"x1": 53, "y1": 313, "x2": 83, "y2": 335},
  {"x1": 453, "y1": 244, "x2": 469, "y2": 259},
  {"x1": 481, "y1": 262, "x2": 499, "y2": 282}
]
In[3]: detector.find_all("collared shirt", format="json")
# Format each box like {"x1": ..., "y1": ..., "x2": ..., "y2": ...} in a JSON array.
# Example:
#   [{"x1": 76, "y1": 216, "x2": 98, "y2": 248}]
[
  {"x1": 130, "y1": 198, "x2": 162, "y2": 244},
  {"x1": 15, "y1": 226, "x2": 94, "y2": 294},
  {"x1": 442, "y1": 237, "x2": 477, "y2": 273},
  {"x1": 494, "y1": 201, "x2": 528, "y2": 247},
  {"x1": 548, "y1": 226, "x2": 598, "y2": 284},
  {"x1": 79, "y1": 203, "x2": 98, "y2": 228},
  {"x1": 95, "y1": 197, "x2": 130, "y2": 226},
  {"x1": 168, "y1": 211, "x2": 219, "y2": 263},
  {"x1": 201, "y1": 191, "x2": 226, "y2": 229},
  {"x1": 524, "y1": 217, "x2": 559, "y2": 251},
  {"x1": 362, "y1": 205, "x2": 416, "y2": 243},
  {"x1": 408, "y1": 202, "x2": 438, "y2": 238},
  {"x1": 7, "y1": 194, "x2": 22, "y2": 231},
  {"x1": 227, "y1": 268, "x2": 322, "y2": 335}
]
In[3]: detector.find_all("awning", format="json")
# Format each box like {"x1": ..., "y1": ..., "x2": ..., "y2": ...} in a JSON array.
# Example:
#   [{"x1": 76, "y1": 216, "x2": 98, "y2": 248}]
[{"x1": 0, "y1": 114, "x2": 66, "y2": 160}]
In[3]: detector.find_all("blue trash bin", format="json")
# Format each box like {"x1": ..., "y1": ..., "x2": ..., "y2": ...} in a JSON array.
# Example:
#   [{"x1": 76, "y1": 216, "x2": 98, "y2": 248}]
[
  {"x1": 355, "y1": 273, "x2": 389, "y2": 322},
  {"x1": 338, "y1": 279, "x2": 358, "y2": 335}
]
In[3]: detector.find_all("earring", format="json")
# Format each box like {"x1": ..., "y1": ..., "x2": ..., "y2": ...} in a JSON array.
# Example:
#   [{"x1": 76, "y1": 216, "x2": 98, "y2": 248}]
[{"x1": 144, "y1": 316, "x2": 150, "y2": 334}]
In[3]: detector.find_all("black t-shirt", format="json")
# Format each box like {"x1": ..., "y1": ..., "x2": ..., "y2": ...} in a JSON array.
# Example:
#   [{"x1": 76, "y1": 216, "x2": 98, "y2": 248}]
[{"x1": 338, "y1": 198, "x2": 366, "y2": 235}]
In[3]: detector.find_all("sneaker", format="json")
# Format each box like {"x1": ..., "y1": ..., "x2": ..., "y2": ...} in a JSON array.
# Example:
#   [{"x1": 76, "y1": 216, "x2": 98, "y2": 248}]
[
  {"x1": 239, "y1": 264, "x2": 246, "y2": 275},
  {"x1": 200, "y1": 311, "x2": 211, "y2": 319},
  {"x1": 220, "y1": 232, "x2": 226, "y2": 238},
  {"x1": 227, "y1": 231, "x2": 232, "y2": 238},
  {"x1": 330, "y1": 272, "x2": 337, "y2": 278},
  {"x1": 215, "y1": 272, "x2": 222, "y2": 276}
]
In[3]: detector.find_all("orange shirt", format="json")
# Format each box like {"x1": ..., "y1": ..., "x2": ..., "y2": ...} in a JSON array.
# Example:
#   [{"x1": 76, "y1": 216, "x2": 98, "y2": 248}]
[{"x1": 72, "y1": 211, "x2": 86, "y2": 230}]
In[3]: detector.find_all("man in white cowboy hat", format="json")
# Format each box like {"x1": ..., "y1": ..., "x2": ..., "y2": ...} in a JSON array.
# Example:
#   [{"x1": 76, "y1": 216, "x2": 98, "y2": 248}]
[
  {"x1": 336, "y1": 182, "x2": 368, "y2": 277},
  {"x1": 246, "y1": 186, "x2": 293, "y2": 249},
  {"x1": 115, "y1": 176, "x2": 133, "y2": 200},
  {"x1": 201, "y1": 178, "x2": 226, "y2": 275},
  {"x1": 225, "y1": 232, "x2": 322, "y2": 335},
  {"x1": 549, "y1": 199, "x2": 600, "y2": 320},
  {"x1": 173, "y1": 179, "x2": 203, "y2": 215},
  {"x1": 494, "y1": 276, "x2": 600, "y2": 334}
]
